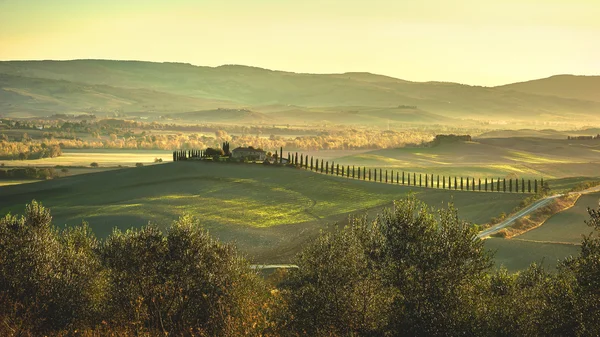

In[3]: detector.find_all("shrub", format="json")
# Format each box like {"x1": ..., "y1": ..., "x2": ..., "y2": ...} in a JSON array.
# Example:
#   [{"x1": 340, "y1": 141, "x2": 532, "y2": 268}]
[
  {"x1": 154, "y1": 158, "x2": 163, "y2": 163},
  {"x1": 135, "y1": 162, "x2": 143, "y2": 167},
  {"x1": 90, "y1": 162, "x2": 99, "y2": 167}
]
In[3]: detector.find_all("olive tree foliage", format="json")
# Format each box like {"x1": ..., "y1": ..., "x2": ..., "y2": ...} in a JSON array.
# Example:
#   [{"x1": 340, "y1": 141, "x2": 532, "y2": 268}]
[
  {"x1": 100, "y1": 215, "x2": 268, "y2": 336},
  {"x1": 0, "y1": 201, "x2": 105, "y2": 335},
  {"x1": 281, "y1": 196, "x2": 493, "y2": 336}
]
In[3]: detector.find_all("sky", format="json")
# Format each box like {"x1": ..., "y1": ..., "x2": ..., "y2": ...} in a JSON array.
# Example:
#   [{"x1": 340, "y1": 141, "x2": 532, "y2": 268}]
[{"x1": 0, "y1": 0, "x2": 598, "y2": 86}]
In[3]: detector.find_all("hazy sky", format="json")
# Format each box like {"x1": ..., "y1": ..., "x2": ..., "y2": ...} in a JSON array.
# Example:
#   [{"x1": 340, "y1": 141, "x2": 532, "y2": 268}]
[{"x1": 1, "y1": 0, "x2": 598, "y2": 85}]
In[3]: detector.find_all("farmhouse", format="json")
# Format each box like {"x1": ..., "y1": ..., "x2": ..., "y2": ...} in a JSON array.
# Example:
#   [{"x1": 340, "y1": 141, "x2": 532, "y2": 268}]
[{"x1": 231, "y1": 146, "x2": 266, "y2": 161}]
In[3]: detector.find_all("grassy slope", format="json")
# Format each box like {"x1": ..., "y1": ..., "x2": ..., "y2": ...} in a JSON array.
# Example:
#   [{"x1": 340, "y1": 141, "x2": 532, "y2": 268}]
[
  {"x1": 0, "y1": 161, "x2": 527, "y2": 263},
  {"x1": 335, "y1": 138, "x2": 600, "y2": 179},
  {"x1": 496, "y1": 75, "x2": 600, "y2": 103},
  {"x1": 485, "y1": 238, "x2": 579, "y2": 273},
  {"x1": 518, "y1": 192, "x2": 600, "y2": 244},
  {"x1": 2, "y1": 60, "x2": 600, "y2": 123}
]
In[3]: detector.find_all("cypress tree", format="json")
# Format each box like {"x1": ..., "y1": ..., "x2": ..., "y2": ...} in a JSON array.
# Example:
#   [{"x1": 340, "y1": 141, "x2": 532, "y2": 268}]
[
  {"x1": 363, "y1": 167, "x2": 366, "y2": 180},
  {"x1": 358, "y1": 166, "x2": 361, "y2": 179},
  {"x1": 479, "y1": 178, "x2": 481, "y2": 191},
  {"x1": 347, "y1": 166, "x2": 350, "y2": 178},
  {"x1": 466, "y1": 177, "x2": 469, "y2": 190},
  {"x1": 413, "y1": 173, "x2": 416, "y2": 186},
  {"x1": 336, "y1": 164, "x2": 340, "y2": 176},
  {"x1": 515, "y1": 179, "x2": 518, "y2": 193},
  {"x1": 342, "y1": 165, "x2": 345, "y2": 176},
  {"x1": 425, "y1": 174, "x2": 428, "y2": 187},
  {"x1": 386, "y1": 170, "x2": 388, "y2": 183},
  {"x1": 391, "y1": 170, "x2": 394, "y2": 184},
  {"x1": 306, "y1": 155, "x2": 309, "y2": 169},
  {"x1": 491, "y1": 179, "x2": 494, "y2": 192},
  {"x1": 374, "y1": 169, "x2": 377, "y2": 182},
  {"x1": 397, "y1": 171, "x2": 399, "y2": 184},
  {"x1": 321, "y1": 159, "x2": 324, "y2": 173},
  {"x1": 310, "y1": 156, "x2": 314, "y2": 170},
  {"x1": 326, "y1": 162, "x2": 329, "y2": 174},
  {"x1": 485, "y1": 178, "x2": 488, "y2": 192},
  {"x1": 522, "y1": 178, "x2": 525, "y2": 193},
  {"x1": 437, "y1": 175, "x2": 440, "y2": 188},
  {"x1": 380, "y1": 169, "x2": 383, "y2": 182},
  {"x1": 528, "y1": 180, "x2": 531, "y2": 193},
  {"x1": 454, "y1": 176, "x2": 457, "y2": 190},
  {"x1": 173, "y1": 151, "x2": 176, "y2": 162},
  {"x1": 497, "y1": 178, "x2": 501, "y2": 192},
  {"x1": 295, "y1": 152, "x2": 299, "y2": 166},
  {"x1": 300, "y1": 154, "x2": 303, "y2": 167},
  {"x1": 407, "y1": 172, "x2": 410, "y2": 185},
  {"x1": 442, "y1": 176, "x2": 445, "y2": 189},
  {"x1": 402, "y1": 172, "x2": 405, "y2": 185},
  {"x1": 353, "y1": 166, "x2": 355, "y2": 179},
  {"x1": 315, "y1": 158, "x2": 319, "y2": 172},
  {"x1": 420, "y1": 174, "x2": 422, "y2": 187},
  {"x1": 461, "y1": 177, "x2": 464, "y2": 190},
  {"x1": 369, "y1": 169, "x2": 372, "y2": 181},
  {"x1": 535, "y1": 179, "x2": 538, "y2": 194}
]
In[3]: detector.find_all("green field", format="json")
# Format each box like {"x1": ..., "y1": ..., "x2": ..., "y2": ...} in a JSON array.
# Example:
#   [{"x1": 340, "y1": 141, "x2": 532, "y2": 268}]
[
  {"x1": 0, "y1": 161, "x2": 527, "y2": 263},
  {"x1": 484, "y1": 238, "x2": 580, "y2": 273},
  {"x1": 518, "y1": 192, "x2": 600, "y2": 244},
  {"x1": 0, "y1": 149, "x2": 173, "y2": 168},
  {"x1": 334, "y1": 138, "x2": 600, "y2": 179}
]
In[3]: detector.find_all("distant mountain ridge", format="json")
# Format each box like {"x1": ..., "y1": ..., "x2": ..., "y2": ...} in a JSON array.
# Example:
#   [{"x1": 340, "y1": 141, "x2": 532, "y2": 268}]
[{"x1": 0, "y1": 60, "x2": 598, "y2": 124}]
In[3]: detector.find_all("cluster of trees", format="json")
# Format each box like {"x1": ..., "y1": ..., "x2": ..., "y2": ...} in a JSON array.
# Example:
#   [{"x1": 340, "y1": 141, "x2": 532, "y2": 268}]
[
  {"x1": 0, "y1": 167, "x2": 59, "y2": 180},
  {"x1": 2, "y1": 198, "x2": 600, "y2": 336},
  {"x1": 430, "y1": 134, "x2": 472, "y2": 146},
  {"x1": 0, "y1": 140, "x2": 62, "y2": 160},
  {"x1": 567, "y1": 134, "x2": 600, "y2": 140}
]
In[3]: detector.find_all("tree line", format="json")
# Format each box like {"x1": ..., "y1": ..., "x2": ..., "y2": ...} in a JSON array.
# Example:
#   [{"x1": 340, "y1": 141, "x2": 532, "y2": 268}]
[
  {"x1": 286, "y1": 152, "x2": 543, "y2": 194},
  {"x1": 1, "y1": 199, "x2": 600, "y2": 336}
]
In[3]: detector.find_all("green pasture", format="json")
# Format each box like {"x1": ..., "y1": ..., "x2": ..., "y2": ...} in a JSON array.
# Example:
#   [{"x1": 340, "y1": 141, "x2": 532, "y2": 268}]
[
  {"x1": 485, "y1": 238, "x2": 580, "y2": 273},
  {"x1": 0, "y1": 149, "x2": 173, "y2": 168},
  {"x1": 518, "y1": 192, "x2": 600, "y2": 244},
  {"x1": 332, "y1": 139, "x2": 600, "y2": 179},
  {"x1": 0, "y1": 161, "x2": 527, "y2": 263}
]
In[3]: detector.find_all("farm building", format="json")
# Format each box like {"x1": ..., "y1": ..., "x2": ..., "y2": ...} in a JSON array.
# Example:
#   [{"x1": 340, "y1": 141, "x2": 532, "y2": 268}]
[{"x1": 231, "y1": 147, "x2": 267, "y2": 161}]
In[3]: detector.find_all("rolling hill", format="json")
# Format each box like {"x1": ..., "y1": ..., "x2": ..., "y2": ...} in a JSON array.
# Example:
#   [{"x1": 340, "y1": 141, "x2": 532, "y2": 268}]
[
  {"x1": 1, "y1": 60, "x2": 599, "y2": 124},
  {"x1": 497, "y1": 75, "x2": 600, "y2": 103},
  {"x1": 0, "y1": 161, "x2": 527, "y2": 263}
]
